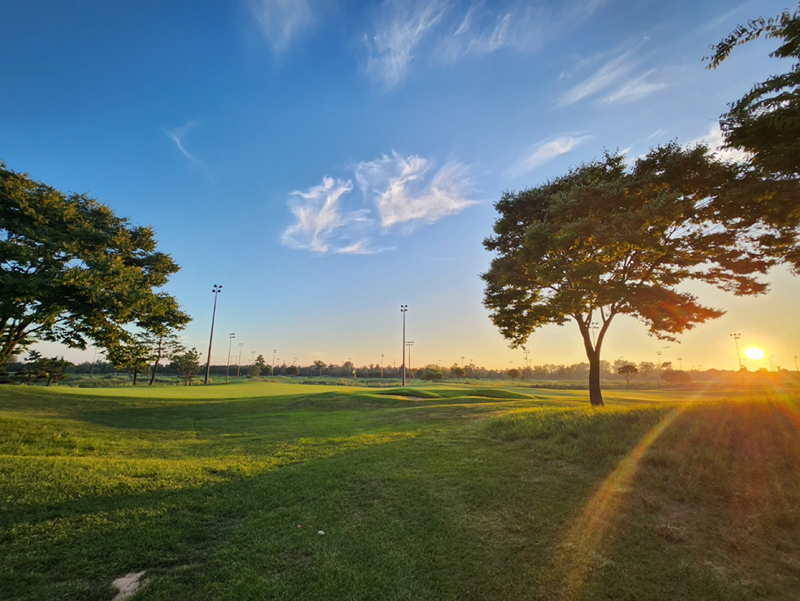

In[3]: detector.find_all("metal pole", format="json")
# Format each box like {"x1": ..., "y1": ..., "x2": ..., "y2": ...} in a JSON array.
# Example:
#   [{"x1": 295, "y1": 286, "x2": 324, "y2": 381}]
[
  {"x1": 237, "y1": 343, "x2": 244, "y2": 377},
  {"x1": 401, "y1": 305, "x2": 407, "y2": 386},
  {"x1": 226, "y1": 333, "x2": 235, "y2": 383},
  {"x1": 273, "y1": 349, "x2": 276, "y2": 377},
  {"x1": 205, "y1": 285, "x2": 222, "y2": 384},
  {"x1": 730, "y1": 333, "x2": 742, "y2": 370},
  {"x1": 381, "y1": 353, "x2": 384, "y2": 378}
]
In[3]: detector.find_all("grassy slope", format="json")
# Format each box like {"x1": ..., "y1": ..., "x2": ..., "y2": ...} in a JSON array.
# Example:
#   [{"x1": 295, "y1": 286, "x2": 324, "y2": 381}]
[{"x1": 1, "y1": 384, "x2": 798, "y2": 600}]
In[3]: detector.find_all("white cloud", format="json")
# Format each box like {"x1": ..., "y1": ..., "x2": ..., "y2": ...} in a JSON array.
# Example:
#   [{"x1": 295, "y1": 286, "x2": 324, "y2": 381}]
[
  {"x1": 439, "y1": 5, "x2": 543, "y2": 61},
  {"x1": 647, "y1": 128, "x2": 668, "y2": 140},
  {"x1": 280, "y1": 177, "x2": 355, "y2": 253},
  {"x1": 365, "y1": 1, "x2": 545, "y2": 88},
  {"x1": 557, "y1": 51, "x2": 636, "y2": 107},
  {"x1": 246, "y1": 0, "x2": 316, "y2": 53},
  {"x1": 689, "y1": 124, "x2": 749, "y2": 163},
  {"x1": 165, "y1": 121, "x2": 202, "y2": 164},
  {"x1": 366, "y1": 0, "x2": 448, "y2": 89},
  {"x1": 355, "y1": 152, "x2": 475, "y2": 228},
  {"x1": 509, "y1": 134, "x2": 591, "y2": 176},
  {"x1": 282, "y1": 152, "x2": 474, "y2": 254},
  {"x1": 605, "y1": 70, "x2": 667, "y2": 103},
  {"x1": 334, "y1": 238, "x2": 396, "y2": 255}
]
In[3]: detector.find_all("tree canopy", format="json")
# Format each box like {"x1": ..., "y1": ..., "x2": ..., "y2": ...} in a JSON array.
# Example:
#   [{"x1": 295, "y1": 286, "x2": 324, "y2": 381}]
[
  {"x1": 482, "y1": 143, "x2": 770, "y2": 405},
  {"x1": 706, "y1": 4, "x2": 800, "y2": 269},
  {"x1": 0, "y1": 163, "x2": 189, "y2": 365}
]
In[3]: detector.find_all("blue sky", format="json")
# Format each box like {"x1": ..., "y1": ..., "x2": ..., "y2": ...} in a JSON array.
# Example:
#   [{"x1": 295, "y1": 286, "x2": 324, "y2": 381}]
[{"x1": 2, "y1": 0, "x2": 797, "y2": 371}]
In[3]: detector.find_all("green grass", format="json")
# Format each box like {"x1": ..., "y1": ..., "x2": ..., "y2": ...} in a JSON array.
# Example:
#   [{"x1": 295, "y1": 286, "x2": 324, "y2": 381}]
[{"x1": 1, "y1": 383, "x2": 798, "y2": 600}]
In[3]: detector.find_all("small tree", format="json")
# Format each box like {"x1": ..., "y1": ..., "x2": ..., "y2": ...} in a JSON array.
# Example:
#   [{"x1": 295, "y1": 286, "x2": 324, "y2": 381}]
[
  {"x1": 313, "y1": 360, "x2": 326, "y2": 376},
  {"x1": 420, "y1": 369, "x2": 443, "y2": 381},
  {"x1": 170, "y1": 347, "x2": 201, "y2": 386},
  {"x1": 661, "y1": 369, "x2": 692, "y2": 387},
  {"x1": 285, "y1": 365, "x2": 299, "y2": 377},
  {"x1": 451, "y1": 365, "x2": 466, "y2": 379},
  {"x1": 107, "y1": 336, "x2": 151, "y2": 385},
  {"x1": 482, "y1": 144, "x2": 769, "y2": 405},
  {"x1": 616, "y1": 364, "x2": 639, "y2": 388},
  {"x1": 507, "y1": 368, "x2": 520, "y2": 381}
]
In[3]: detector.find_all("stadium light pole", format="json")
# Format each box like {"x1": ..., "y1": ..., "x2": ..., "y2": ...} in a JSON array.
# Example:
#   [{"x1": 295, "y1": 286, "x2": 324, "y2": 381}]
[
  {"x1": 523, "y1": 349, "x2": 530, "y2": 381},
  {"x1": 730, "y1": 333, "x2": 743, "y2": 371},
  {"x1": 677, "y1": 357, "x2": 683, "y2": 371},
  {"x1": 226, "y1": 333, "x2": 235, "y2": 383},
  {"x1": 406, "y1": 341, "x2": 414, "y2": 380},
  {"x1": 400, "y1": 305, "x2": 408, "y2": 386},
  {"x1": 237, "y1": 343, "x2": 244, "y2": 377},
  {"x1": 273, "y1": 349, "x2": 276, "y2": 377},
  {"x1": 381, "y1": 353, "x2": 384, "y2": 378},
  {"x1": 205, "y1": 285, "x2": 222, "y2": 385}
]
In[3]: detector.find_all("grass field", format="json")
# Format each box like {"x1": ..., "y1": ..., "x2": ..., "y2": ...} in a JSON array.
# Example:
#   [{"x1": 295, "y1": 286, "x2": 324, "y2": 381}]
[{"x1": 1, "y1": 382, "x2": 799, "y2": 600}]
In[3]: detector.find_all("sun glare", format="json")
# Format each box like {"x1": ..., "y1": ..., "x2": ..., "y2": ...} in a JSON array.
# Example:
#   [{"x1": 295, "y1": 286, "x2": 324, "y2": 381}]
[{"x1": 744, "y1": 347, "x2": 766, "y2": 360}]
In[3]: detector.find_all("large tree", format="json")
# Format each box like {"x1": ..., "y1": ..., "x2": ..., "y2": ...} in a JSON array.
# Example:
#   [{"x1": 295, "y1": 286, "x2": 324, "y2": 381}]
[
  {"x1": 706, "y1": 5, "x2": 800, "y2": 269},
  {"x1": 0, "y1": 163, "x2": 189, "y2": 365},
  {"x1": 482, "y1": 144, "x2": 770, "y2": 406}
]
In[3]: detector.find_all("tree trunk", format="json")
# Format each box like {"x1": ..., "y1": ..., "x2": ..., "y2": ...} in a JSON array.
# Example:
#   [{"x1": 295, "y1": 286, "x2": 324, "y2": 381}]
[
  {"x1": 149, "y1": 338, "x2": 162, "y2": 386},
  {"x1": 588, "y1": 354, "x2": 604, "y2": 406},
  {"x1": 133, "y1": 367, "x2": 139, "y2": 386}
]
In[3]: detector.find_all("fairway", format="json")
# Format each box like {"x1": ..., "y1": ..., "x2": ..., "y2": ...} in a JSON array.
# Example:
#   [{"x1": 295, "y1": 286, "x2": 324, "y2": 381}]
[{"x1": 2, "y1": 383, "x2": 799, "y2": 600}]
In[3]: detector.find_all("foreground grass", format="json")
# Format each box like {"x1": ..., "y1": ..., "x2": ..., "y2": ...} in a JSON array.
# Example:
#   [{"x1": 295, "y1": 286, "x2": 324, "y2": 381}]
[{"x1": 0, "y1": 384, "x2": 798, "y2": 600}]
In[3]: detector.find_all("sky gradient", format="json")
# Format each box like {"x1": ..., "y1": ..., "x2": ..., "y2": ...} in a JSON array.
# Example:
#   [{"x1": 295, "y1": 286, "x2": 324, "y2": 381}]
[{"x1": 2, "y1": 0, "x2": 797, "y2": 372}]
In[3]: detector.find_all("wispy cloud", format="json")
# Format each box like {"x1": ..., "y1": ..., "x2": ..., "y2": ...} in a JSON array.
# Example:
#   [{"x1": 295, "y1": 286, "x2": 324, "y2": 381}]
[
  {"x1": 604, "y1": 69, "x2": 667, "y2": 103},
  {"x1": 509, "y1": 134, "x2": 591, "y2": 176},
  {"x1": 280, "y1": 177, "x2": 357, "y2": 253},
  {"x1": 557, "y1": 51, "x2": 636, "y2": 107},
  {"x1": 281, "y1": 151, "x2": 475, "y2": 254},
  {"x1": 365, "y1": 1, "x2": 545, "y2": 89},
  {"x1": 246, "y1": 0, "x2": 316, "y2": 53},
  {"x1": 438, "y1": 4, "x2": 543, "y2": 61},
  {"x1": 355, "y1": 152, "x2": 475, "y2": 228},
  {"x1": 366, "y1": 0, "x2": 448, "y2": 89},
  {"x1": 334, "y1": 238, "x2": 396, "y2": 255},
  {"x1": 647, "y1": 128, "x2": 668, "y2": 140},
  {"x1": 165, "y1": 121, "x2": 202, "y2": 164}
]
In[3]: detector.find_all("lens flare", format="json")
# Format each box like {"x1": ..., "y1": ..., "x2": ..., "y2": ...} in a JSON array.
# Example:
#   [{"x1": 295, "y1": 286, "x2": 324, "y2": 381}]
[{"x1": 744, "y1": 347, "x2": 766, "y2": 360}]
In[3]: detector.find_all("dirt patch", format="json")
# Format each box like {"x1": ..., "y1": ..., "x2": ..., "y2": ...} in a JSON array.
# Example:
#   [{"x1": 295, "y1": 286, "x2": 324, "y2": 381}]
[{"x1": 111, "y1": 571, "x2": 149, "y2": 601}]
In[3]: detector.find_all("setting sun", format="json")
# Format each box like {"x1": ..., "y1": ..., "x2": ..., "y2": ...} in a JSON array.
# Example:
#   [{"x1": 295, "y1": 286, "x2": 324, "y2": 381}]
[{"x1": 744, "y1": 347, "x2": 766, "y2": 360}]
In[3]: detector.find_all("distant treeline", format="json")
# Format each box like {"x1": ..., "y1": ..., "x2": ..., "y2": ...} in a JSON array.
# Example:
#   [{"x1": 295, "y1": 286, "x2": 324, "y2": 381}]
[{"x1": 2, "y1": 356, "x2": 796, "y2": 386}]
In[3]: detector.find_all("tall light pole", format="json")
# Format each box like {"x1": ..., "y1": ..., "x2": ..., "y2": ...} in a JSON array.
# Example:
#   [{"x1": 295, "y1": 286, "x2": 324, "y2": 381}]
[
  {"x1": 406, "y1": 341, "x2": 414, "y2": 380},
  {"x1": 590, "y1": 321, "x2": 599, "y2": 347},
  {"x1": 795, "y1": 356, "x2": 799, "y2": 372},
  {"x1": 250, "y1": 350, "x2": 255, "y2": 365},
  {"x1": 237, "y1": 342, "x2": 244, "y2": 377},
  {"x1": 205, "y1": 284, "x2": 222, "y2": 385},
  {"x1": 523, "y1": 349, "x2": 530, "y2": 381},
  {"x1": 730, "y1": 333, "x2": 742, "y2": 371},
  {"x1": 656, "y1": 350, "x2": 662, "y2": 372},
  {"x1": 677, "y1": 357, "x2": 683, "y2": 371},
  {"x1": 400, "y1": 305, "x2": 408, "y2": 386},
  {"x1": 273, "y1": 349, "x2": 276, "y2": 377},
  {"x1": 226, "y1": 333, "x2": 236, "y2": 383},
  {"x1": 381, "y1": 353, "x2": 384, "y2": 378}
]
